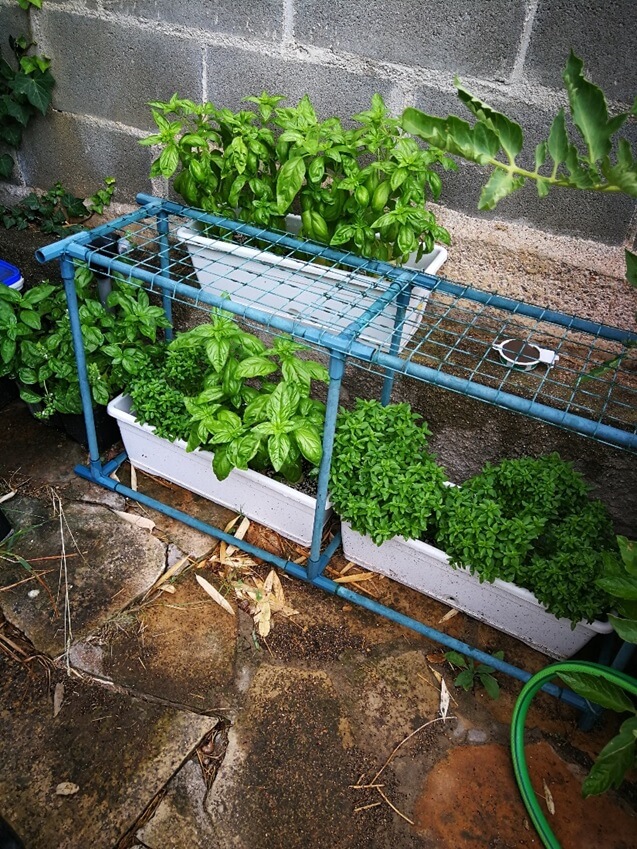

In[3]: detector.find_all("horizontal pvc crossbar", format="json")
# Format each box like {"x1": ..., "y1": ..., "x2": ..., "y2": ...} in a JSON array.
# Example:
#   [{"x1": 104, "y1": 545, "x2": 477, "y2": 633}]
[
  {"x1": 74, "y1": 462, "x2": 589, "y2": 713},
  {"x1": 56, "y1": 236, "x2": 637, "y2": 452},
  {"x1": 134, "y1": 195, "x2": 637, "y2": 346}
]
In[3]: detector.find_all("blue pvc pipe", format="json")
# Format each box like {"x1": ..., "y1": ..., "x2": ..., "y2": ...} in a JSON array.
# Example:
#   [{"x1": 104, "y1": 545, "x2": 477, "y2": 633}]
[
  {"x1": 74, "y1": 461, "x2": 588, "y2": 710},
  {"x1": 156, "y1": 208, "x2": 174, "y2": 340},
  {"x1": 60, "y1": 258, "x2": 102, "y2": 472},
  {"x1": 381, "y1": 285, "x2": 411, "y2": 405},
  {"x1": 418, "y1": 277, "x2": 637, "y2": 345},
  {"x1": 35, "y1": 204, "x2": 160, "y2": 264},
  {"x1": 49, "y1": 239, "x2": 637, "y2": 451},
  {"x1": 307, "y1": 352, "x2": 345, "y2": 577}
]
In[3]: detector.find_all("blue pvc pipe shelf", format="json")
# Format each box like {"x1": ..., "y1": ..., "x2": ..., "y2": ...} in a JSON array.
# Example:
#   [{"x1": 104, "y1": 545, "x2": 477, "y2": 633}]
[{"x1": 36, "y1": 195, "x2": 637, "y2": 714}]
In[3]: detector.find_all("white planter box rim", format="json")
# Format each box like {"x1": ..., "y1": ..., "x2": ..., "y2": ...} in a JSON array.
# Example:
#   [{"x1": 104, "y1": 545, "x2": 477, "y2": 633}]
[
  {"x1": 341, "y1": 520, "x2": 612, "y2": 659},
  {"x1": 177, "y1": 221, "x2": 447, "y2": 352},
  {"x1": 107, "y1": 393, "x2": 329, "y2": 546}
]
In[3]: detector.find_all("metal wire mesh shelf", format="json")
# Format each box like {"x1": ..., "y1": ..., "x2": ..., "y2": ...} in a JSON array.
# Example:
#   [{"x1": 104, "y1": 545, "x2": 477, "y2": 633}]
[{"x1": 39, "y1": 195, "x2": 637, "y2": 451}]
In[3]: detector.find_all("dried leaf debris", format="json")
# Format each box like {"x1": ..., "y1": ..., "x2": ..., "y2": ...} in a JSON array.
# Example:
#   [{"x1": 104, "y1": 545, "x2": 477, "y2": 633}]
[{"x1": 233, "y1": 568, "x2": 299, "y2": 638}]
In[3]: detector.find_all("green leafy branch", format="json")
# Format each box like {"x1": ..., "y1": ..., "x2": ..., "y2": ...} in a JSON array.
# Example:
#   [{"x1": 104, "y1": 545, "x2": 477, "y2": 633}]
[
  {"x1": 558, "y1": 536, "x2": 637, "y2": 797},
  {"x1": 402, "y1": 51, "x2": 637, "y2": 284}
]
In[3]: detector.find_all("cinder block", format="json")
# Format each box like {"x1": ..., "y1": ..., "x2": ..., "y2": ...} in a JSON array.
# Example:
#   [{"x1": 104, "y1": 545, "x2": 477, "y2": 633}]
[
  {"x1": 412, "y1": 84, "x2": 636, "y2": 245},
  {"x1": 206, "y1": 46, "x2": 394, "y2": 120},
  {"x1": 0, "y1": 1, "x2": 30, "y2": 44},
  {"x1": 294, "y1": 0, "x2": 527, "y2": 78},
  {"x1": 20, "y1": 111, "x2": 153, "y2": 203},
  {"x1": 524, "y1": 1, "x2": 635, "y2": 104},
  {"x1": 100, "y1": 0, "x2": 282, "y2": 39},
  {"x1": 0, "y1": 3, "x2": 32, "y2": 184},
  {"x1": 37, "y1": 9, "x2": 203, "y2": 129}
]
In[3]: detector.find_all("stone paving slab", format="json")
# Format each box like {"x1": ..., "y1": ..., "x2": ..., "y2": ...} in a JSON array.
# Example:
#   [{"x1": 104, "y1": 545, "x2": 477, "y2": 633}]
[
  {"x1": 115, "y1": 461, "x2": 233, "y2": 560},
  {"x1": 70, "y1": 568, "x2": 238, "y2": 713},
  {"x1": 0, "y1": 653, "x2": 216, "y2": 849},
  {"x1": 0, "y1": 496, "x2": 166, "y2": 656},
  {"x1": 205, "y1": 665, "x2": 381, "y2": 849},
  {"x1": 135, "y1": 759, "x2": 218, "y2": 848},
  {"x1": 413, "y1": 741, "x2": 637, "y2": 848}
]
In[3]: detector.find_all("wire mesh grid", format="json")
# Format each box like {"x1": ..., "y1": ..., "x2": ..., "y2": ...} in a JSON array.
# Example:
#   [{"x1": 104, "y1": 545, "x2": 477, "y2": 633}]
[
  {"x1": 77, "y1": 203, "x2": 637, "y2": 447},
  {"x1": 397, "y1": 291, "x2": 636, "y2": 433}
]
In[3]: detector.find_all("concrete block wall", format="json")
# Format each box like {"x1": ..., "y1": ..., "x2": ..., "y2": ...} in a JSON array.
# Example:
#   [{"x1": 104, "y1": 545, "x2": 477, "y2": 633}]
[{"x1": 0, "y1": 0, "x2": 635, "y2": 244}]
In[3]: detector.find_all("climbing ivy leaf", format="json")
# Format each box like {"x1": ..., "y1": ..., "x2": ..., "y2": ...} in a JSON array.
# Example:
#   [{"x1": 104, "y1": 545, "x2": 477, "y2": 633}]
[{"x1": 10, "y1": 69, "x2": 54, "y2": 114}]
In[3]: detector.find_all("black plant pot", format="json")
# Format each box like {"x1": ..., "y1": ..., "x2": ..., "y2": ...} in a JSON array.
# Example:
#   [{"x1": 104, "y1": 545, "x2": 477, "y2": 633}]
[
  {"x1": 59, "y1": 405, "x2": 121, "y2": 452},
  {"x1": 0, "y1": 378, "x2": 18, "y2": 410},
  {"x1": 0, "y1": 508, "x2": 12, "y2": 545}
]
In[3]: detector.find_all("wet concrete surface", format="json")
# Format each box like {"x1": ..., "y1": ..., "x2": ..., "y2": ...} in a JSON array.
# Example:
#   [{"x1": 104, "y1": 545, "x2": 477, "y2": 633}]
[
  {"x1": 0, "y1": 651, "x2": 216, "y2": 849},
  {"x1": 0, "y1": 397, "x2": 636, "y2": 848}
]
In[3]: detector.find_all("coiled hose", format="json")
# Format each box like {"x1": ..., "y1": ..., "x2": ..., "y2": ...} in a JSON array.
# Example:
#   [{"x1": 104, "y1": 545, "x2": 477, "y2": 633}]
[{"x1": 511, "y1": 661, "x2": 637, "y2": 849}]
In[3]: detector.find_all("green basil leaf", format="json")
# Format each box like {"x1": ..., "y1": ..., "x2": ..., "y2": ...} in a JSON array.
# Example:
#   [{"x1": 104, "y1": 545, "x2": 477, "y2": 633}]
[
  {"x1": 20, "y1": 310, "x2": 41, "y2": 330},
  {"x1": 267, "y1": 382, "x2": 300, "y2": 425},
  {"x1": 159, "y1": 144, "x2": 180, "y2": 178},
  {"x1": 21, "y1": 284, "x2": 55, "y2": 306},
  {"x1": 235, "y1": 356, "x2": 278, "y2": 380},
  {"x1": 582, "y1": 719, "x2": 637, "y2": 797},
  {"x1": 243, "y1": 394, "x2": 271, "y2": 425},
  {"x1": 212, "y1": 445, "x2": 233, "y2": 481},
  {"x1": 607, "y1": 615, "x2": 637, "y2": 643},
  {"x1": 293, "y1": 424, "x2": 323, "y2": 465},
  {"x1": 268, "y1": 432, "x2": 291, "y2": 471},
  {"x1": 597, "y1": 575, "x2": 637, "y2": 600},
  {"x1": 1, "y1": 337, "x2": 16, "y2": 365},
  {"x1": 479, "y1": 674, "x2": 500, "y2": 700},
  {"x1": 19, "y1": 386, "x2": 42, "y2": 404},
  {"x1": 206, "y1": 338, "x2": 231, "y2": 373},
  {"x1": 92, "y1": 381, "x2": 110, "y2": 406},
  {"x1": 276, "y1": 156, "x2": 306, "y2": 213}
]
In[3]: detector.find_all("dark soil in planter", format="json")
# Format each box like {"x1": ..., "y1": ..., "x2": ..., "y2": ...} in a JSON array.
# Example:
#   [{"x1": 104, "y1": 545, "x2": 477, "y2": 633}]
[{"x1": 260, "y1": 466, "x2": 319, "y2": 498}]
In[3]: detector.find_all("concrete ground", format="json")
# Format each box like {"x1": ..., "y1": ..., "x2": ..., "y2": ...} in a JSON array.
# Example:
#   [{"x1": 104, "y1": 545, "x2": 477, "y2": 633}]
[{"x1": 1, "y1": 399, "x2": 636, "y2": 849}]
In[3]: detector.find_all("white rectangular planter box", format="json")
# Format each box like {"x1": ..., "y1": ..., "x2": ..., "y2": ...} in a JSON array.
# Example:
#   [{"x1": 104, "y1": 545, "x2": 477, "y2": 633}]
[
  {"x1": 107, "y1": 394, "x2": 330, "y2": 547},
  {"x1": 177, "y1": 222, "x2": 446, "y2": 351},
  {"x1": 341, "y1": 522, "x2": 612, "y2": 659}
]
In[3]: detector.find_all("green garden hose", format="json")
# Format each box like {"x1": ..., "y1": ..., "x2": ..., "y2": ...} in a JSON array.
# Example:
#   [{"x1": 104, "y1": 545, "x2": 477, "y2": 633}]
[{"x1": 510, "y1": 661, "x2": 637, "y2": 849}]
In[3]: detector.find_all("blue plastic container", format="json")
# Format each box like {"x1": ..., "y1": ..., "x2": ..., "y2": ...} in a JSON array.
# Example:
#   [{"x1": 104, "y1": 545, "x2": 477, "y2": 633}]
[{"x1": 0, "y1": 258, "x2": 23, "y2": 292}]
